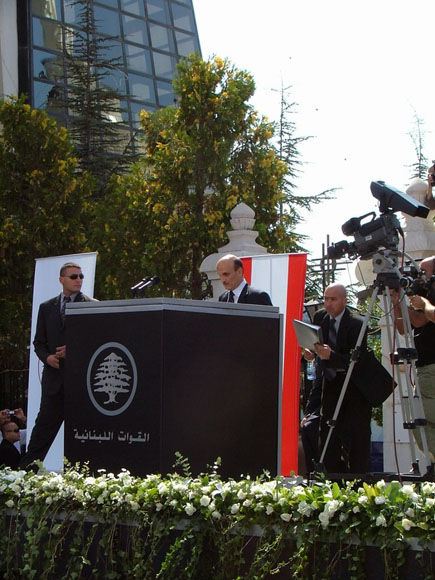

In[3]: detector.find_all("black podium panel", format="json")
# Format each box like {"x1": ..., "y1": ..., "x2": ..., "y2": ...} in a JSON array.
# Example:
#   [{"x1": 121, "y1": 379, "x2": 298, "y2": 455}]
[{"x1": 64, "y1": 299, "x2": 281, "y2": 479}]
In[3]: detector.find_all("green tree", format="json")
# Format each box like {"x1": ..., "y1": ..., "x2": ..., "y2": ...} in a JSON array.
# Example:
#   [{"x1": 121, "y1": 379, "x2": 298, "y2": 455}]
[
  {"x1": 62, "y1": 0, "x2": 136, "y2": 194},
  {"x1": 0, "y1": 97, "x2": 92, "y2": 369},
  {"x1": 94, "y1": 55, "x2": 316, "y2": 300}
]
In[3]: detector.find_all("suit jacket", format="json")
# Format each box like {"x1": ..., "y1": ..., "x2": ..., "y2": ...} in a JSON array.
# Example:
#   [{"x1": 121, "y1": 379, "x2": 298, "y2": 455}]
[
  {"x1": 33, "y1": 292, "x2": 95, "y2": 393},
  {"x1": 0, "y1": 439, "x2": 21, "y2": 469},
  {"x1": 219, "y1": 283, "x2": 272, "y2": 306},
  {"x1": 313, "y1": 307, "x2": 366, "y2": 395}
]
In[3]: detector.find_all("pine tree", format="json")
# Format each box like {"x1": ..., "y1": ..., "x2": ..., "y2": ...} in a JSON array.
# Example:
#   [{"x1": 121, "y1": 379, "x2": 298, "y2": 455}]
[{"x1": 62, "y1": 0, "x2": 137, "y2": 194}]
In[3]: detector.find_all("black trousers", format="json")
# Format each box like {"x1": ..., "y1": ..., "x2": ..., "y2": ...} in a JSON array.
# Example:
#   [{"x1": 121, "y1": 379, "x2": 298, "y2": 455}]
[
  {"x1": 19, "y1": 382, "x2": 64, "y2": 471},
  {"x1": 301, "y1": 412, "x2": 320, "y2": 473},
  {"x1": 319, "y1": 377, "x2": 372, "y2": 474}
]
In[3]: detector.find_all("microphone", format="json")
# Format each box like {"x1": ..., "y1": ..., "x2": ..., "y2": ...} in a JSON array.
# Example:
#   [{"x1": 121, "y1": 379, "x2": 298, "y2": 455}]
[
  {"x1": 131, "y1": 276, "x2": 151, "y2": 292},
  {"x1": 137, "y1": 276, "x2": 160, "y2": 291}
]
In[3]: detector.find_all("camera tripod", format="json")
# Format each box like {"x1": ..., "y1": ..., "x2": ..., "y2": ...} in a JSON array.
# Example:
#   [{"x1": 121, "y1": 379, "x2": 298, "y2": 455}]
[{"x1": 316, "y1": 249, "x2": 433, "y2": 480}]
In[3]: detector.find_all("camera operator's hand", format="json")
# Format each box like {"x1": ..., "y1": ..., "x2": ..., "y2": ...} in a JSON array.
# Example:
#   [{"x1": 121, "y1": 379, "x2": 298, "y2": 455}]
[{"x1": 409, "y1": 295, "x2": 435, "y2": 322}]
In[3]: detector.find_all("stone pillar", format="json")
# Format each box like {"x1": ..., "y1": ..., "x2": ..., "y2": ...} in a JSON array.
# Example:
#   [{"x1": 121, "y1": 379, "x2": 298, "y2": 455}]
[
  {"x1": 382, "y1": 178, "x2": 435, "y2": 472},
  {"x1": 200, "y1": 202, "x2": 269, "y2": 300}
]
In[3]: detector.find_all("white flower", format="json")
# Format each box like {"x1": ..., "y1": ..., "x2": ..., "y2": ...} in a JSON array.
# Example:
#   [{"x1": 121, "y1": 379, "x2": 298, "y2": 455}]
[
  {"x1": 211, "y1": 510, "x2": 221, "y2": 520},
  {"x1": 5, "y1": 499, "x2": 14, "y2": 508},
  {"x1": 352, "y1": 506, "x2": 360, "y2": 513},
  {"x1": 376, "y1": 514, "x2": 387, "y2": 527},
  {"x1": 339, "y1": 513, "x2": 348, "y2": 522},
  {"x1": 405, "y1": 508, "x2": 415, "y2": 518},
  {"x1": 402, "y1": 518, "x2": 414, "y2": 531},
  {"x1": 280, "y1": 513, "x2": 291, "y2": 522},
  {"x1": 243, "y1": 499, "x2": 252, "y2": 508},
  {"x1": 297, "y1": 501, "x2": 314, "y2": 517},
  {"x1": 374, "y1": 495, "x2": 385, "y2": 505},
  {"x1": 319, "y1": 511, "x2": 330, "y2": 527},
  {"x1": 200, "y1": 495, "x2": 211, "y2": 507},
  {"x1": 325, "y1": 499, "x2": 341, "y2": 516},
  {"x1": 155, "y1": 502, "x2": 163, "y2": 511},
  {"x1": 184, "y1": 503, "x2": 196, "y2": 516},
  {"x1": 426, "y1": 498, "x2": 435, "y2": 507},
  {"x1": 231, "y1": 503, "x2": 240, "y2": 514},
  {"x1": 265, "y1": 504, "x2": 274, "y2": 515},
  {"x1": 376, "y1": 479, "x2": 386, "y2": 490},
  {"x1": 237, "y1": 489, "x2": 247, "y2": 500},
  {"x1": 358, "y1": 495, "x2": 368, "y2": 504}
]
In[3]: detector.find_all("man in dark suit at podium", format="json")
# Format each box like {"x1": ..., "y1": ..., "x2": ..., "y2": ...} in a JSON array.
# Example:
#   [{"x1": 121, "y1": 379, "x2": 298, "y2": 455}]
[
  {"x1": 20, "y1": 262, "x2": 95, "y2": 471},
  {"x1": 216, "y1": 254, "x2": 272, "y2": 305}
]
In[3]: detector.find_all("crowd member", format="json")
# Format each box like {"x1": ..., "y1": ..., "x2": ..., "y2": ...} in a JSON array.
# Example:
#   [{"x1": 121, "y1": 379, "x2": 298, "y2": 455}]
[
  {"x1": 304, "y1": 284, "x2": 371, "y2": 474},
  {"x1": 20, "y1": 262, "x2": 96, "y2": 471},
  {"x1": 393, "y1": 256, "x2": 435, "y2": 460},
  {"x1": 0, "y1": 421, "x2": 21, "y2": 469},
  {"x1": 216, "y1": 254, "x2": 272, "y2": 305}
]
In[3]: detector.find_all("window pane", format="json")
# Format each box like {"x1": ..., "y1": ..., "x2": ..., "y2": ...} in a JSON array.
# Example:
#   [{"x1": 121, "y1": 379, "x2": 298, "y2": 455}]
[
  {"x1": 33, "y1": 16, "x2": 63, "y2": 52},
  {"x1": 128, "y1": 73, "x2": 156, "y2": 103},
  {"x1": 175, "y1": 31, "x2": 199, "y2": 57},
  {"x1": 64, "y1": 0, "x2": 82, "y2": 24},
  {"x1": 120, "y1": 0, "x2": 145, "y2": 16},
  {"x1": 149, "y1": 23, "x2": 174, "y2": 51},
  {"x1": 126, "y1": 44, "x2": 152, "y2": 74},
  {"x1": 152, "y1": 51, "x2": 176, "y2": 79},
  {"x1": 33, "y1": 49, "x2": 65, "y2": 82},
  {"x1": 172, "y1": 4, "x2": 195, "y2": 32},
  {"x1": 94, "y1": 5, "x2": 121, "y2": 37},
  {"x1": 95, "y1": 0, "x2": 119, "y2": 8},
  {"x1": 147, "y1": 0, "x2": 170, "y2": 24},
  {"x1": 32, "y1": 0, "x2": 62, "y2": 19},
  {"x1": 122, "y1": 14, "x2": 149, "y2": 45},
  {"x1": 33, "y1": 80, "x2": 64, "y2": 109},
  {"x1": 99, "y1": 38, "x2": 124, "y2": 62},
  {"x1": 156, "y1": 80, "x2": 175, "y2": 107},
  {"x1": 98, "y1": 68, "x2": 127, "y2": 93}
]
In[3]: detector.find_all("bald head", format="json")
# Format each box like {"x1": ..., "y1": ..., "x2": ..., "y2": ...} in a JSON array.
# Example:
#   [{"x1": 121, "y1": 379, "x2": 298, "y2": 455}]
[
  {"x1": 420, "y1": 256, "x2": 435, "y2": 278},
  {"x1": 216, "y1": 254, "x2": 244, "y2": 291},
  {"x1": 324, "y1": 283, "x2": 347, "y2": 318}
]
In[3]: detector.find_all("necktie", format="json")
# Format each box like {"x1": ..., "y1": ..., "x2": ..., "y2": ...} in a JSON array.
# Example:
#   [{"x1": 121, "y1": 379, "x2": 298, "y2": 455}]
[
  {"x1": 325, "y1": 318, "x2": 337, "y2": 381},
  {"x1": 329, "y1": 318, "x2": 337, "y2": 349},
  {"x1": 62, "y1": 296, "x2": 71, "y2": 324},
  {"x1": 228, "y1": 290, "x2": 235, "y2": 303}
]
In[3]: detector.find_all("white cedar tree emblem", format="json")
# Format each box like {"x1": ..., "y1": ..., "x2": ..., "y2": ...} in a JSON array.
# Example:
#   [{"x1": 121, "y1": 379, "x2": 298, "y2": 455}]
[{"x1": 92, "y1": 352, "x2": 131, "y2": 404}]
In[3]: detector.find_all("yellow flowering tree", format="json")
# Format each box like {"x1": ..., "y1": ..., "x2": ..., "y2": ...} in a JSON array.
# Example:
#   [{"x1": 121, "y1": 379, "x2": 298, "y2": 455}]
[
  {"x1": 0, "y1": 97, "x2": 93, "y2": 371},
  {"x1": 95, "y1": 55, "x2": 302, "y2": 299}
]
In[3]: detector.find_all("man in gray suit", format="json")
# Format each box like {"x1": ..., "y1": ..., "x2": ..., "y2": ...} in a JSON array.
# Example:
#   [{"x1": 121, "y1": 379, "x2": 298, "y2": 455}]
[
  {"x1": 216, "y1": 254, "x2": 272, "y2": 305},
  {"x1": 20, "y1": 262, "x2": 95, "y2": 470}
]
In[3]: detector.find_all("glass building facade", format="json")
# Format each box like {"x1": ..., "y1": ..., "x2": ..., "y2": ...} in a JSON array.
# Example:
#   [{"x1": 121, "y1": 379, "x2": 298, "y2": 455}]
[{"x1": 18, "y1": 0, "x2": 201, "y2": 140}]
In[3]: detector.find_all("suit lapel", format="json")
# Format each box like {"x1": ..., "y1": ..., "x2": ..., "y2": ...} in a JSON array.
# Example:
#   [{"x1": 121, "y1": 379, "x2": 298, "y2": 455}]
[{"x1": 238, "y1": 283, "x2": 248, "y2": 303}]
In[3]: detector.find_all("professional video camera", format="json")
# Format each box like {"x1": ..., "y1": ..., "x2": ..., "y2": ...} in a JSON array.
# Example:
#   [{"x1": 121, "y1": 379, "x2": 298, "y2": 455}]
[
  {"x1": 327, "y1": 181, "x2": 430, "y2": 261},
  {"x1": 399, "y1": 263, "x2": 435, "y2": 298}
]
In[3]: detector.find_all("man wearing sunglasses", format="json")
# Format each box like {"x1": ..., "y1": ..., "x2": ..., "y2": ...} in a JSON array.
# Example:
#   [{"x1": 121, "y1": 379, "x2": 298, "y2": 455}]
[
  {"x1": 20, "y1": 262, "x2": 95, "y2": 471},
  {"x1": 0, "y1": 421, "x2": 21, "y2": 469}
]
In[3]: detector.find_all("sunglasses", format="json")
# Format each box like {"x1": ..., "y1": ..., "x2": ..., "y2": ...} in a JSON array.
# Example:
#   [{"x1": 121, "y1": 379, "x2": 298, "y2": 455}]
[{"x1": 65, "y1": 274, "x2": 84, "y2": 280}]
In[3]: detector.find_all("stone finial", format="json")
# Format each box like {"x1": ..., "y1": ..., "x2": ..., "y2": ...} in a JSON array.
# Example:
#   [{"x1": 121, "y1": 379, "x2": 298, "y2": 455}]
[{"x1": 200, "y1": 202, "x2": 269, "y2": 300}]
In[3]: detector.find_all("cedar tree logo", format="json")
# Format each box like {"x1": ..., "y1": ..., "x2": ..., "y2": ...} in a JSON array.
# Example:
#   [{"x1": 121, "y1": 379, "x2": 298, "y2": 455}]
[{"x1": 87, "y1": 342, "x2": 137, "y2": 416}]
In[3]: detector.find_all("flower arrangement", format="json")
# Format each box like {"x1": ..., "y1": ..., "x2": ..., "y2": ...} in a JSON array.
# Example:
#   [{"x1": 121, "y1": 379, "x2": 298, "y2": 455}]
[{"x1": 0, "y1": 460, "x2": 434, "y2": 579}]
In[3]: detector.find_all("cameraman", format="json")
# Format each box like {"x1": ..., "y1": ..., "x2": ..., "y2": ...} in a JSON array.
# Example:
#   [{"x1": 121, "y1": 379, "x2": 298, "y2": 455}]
[{"x1": 393, "y1": 256, "x2": 435, "y2": 459}]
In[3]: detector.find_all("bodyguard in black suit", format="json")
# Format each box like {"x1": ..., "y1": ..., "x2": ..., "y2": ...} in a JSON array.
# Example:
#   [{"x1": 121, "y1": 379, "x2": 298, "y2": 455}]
[
  {"x1": 304, "y1": 284, "x2": 371, "y2": 474},
  {"x1": 216, "y1": 254, "x2": 272, "y2": 306},
  {"x1": 20, "y1": 262, "x2": 95, "y2": 471}
]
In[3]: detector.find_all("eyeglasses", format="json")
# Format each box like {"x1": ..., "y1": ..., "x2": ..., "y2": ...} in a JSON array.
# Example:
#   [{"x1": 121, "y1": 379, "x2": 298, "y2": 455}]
[
  {"x1": 6, "y1": 428, "x2": 19, "y2": 433},
  {"x1": 65, "y1": 274, "x2": 84, "y2": 280}
]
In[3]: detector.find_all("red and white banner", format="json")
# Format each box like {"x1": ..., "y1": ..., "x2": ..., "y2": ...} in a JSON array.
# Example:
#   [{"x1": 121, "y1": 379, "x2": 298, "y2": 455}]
[{"x1": 241, "y1": 253, "x2": 307, "y2": 475}]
